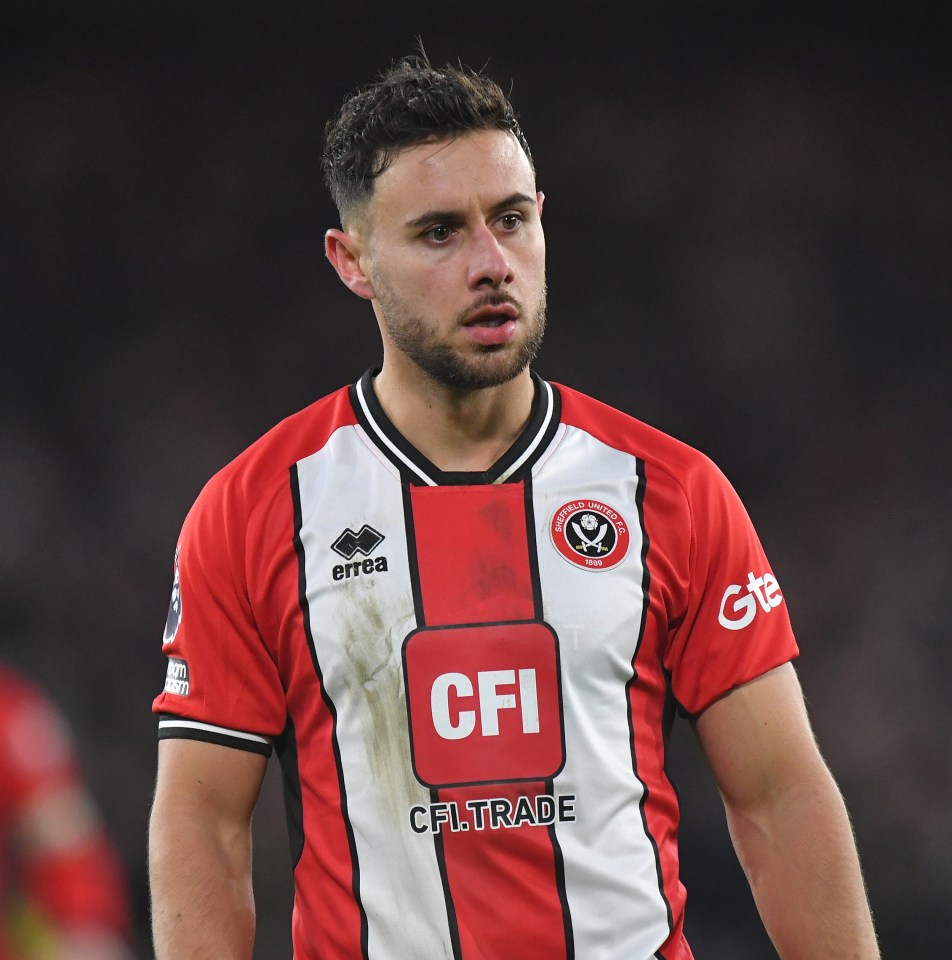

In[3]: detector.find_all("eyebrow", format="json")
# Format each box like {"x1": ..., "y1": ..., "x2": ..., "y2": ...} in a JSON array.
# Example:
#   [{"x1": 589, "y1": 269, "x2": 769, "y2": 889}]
[{"x1": 405, "y1": 192, "x2": 537, "y2": 230}]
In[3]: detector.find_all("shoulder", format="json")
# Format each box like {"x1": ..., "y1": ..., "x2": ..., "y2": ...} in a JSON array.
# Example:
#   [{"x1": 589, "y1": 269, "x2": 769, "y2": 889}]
[
  {"x1": 187, "y1": 383, "x2": 357, "y2": 523},
  {"x1": 553, "y1": 381, "x2": 726, "y2": 494}
]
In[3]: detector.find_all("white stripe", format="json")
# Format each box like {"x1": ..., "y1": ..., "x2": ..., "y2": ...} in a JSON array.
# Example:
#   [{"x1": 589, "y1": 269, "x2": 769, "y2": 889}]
[
  {"x1": 495, "y1": 379, "x2": 554, "y2": 483},
  {"x1": 296, "y1": 431, "x2": 454, "y2": 959},
  {"x1": 355, "y1": 378, "x2": 438, "y2": 486},
  {"x1": 537, "y1": 426, "x2": 672, "y2": 955},
  {"x1": 158, "y1": 718, "x2": 270, "y2": 746}
]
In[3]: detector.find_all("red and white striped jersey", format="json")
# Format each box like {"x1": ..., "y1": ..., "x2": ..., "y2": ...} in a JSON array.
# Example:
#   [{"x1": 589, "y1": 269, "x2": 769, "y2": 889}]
[{"x1": 154, "y1": 369, "x2": 798, "y2": 960}]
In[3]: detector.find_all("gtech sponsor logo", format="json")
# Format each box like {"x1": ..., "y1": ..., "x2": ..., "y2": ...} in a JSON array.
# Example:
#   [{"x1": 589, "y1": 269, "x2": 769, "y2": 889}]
[{"x1": 718, "y1": 571, "x2": 784, "y2": 631}]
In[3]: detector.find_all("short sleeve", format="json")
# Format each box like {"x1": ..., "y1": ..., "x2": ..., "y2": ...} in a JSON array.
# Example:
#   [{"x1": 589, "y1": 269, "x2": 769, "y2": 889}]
[
  {"x1": 664, "y1": 456, "x2": 798, "y2": 716},
  {"x1": 152, "y1": 469, "x2": 286, "y2": 755}
]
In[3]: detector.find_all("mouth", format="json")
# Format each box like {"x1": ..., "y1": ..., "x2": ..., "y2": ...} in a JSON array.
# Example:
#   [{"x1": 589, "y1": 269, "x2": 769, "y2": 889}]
[
  {"x1": 460, "y1": 302, "x2": 520, "y2": 346},
  {"x1": 463, "y1": 303, "x2": 519, "y2": 328}
]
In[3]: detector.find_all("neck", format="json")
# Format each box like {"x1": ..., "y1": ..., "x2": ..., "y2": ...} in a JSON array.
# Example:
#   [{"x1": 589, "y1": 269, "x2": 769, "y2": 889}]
[{"x1": 371, "y1": 364, "x2": 536, "y2": 473}]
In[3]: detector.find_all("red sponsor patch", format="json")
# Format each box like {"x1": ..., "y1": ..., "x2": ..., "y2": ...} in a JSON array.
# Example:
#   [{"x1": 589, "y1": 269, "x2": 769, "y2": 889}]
[
  {"x1": 403, "y1": 622, "x2": 564, "y2": 788},
  {"x1": 550, "y1": 499, "x2": 631, "y2": 571}
]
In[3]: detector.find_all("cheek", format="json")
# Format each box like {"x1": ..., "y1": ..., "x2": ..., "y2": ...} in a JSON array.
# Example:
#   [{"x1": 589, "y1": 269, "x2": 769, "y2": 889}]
[
  {"x1": 396, "y1": 265, "x2": 455, "y2": 309},
  {"x1": 374, "y1": 252, "x2": 445, "y2": 304},
  {"x1": 518, "y1": 239, "x2": 547, "y2": 288}
]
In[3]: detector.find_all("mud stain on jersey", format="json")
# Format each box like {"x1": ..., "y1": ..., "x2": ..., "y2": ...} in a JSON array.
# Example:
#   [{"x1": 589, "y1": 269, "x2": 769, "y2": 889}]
[
  {"x1": 339, "y1": 582, "x2": 426, "y2": 823},
  {"x1": 470, "y1": 554, "x2": 520, "y2": 603}
]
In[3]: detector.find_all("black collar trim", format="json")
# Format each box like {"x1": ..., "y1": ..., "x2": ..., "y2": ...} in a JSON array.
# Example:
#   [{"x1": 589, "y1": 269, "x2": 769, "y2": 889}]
[{"x1": 349, "y1": 368, "x2": 561, "y2": 486}]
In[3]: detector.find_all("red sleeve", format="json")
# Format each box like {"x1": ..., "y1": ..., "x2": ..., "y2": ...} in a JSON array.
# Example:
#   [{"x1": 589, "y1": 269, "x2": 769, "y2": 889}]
[
  {"x1": 152, "y1": 463, "x2": 288, "y2": 753},
  {"x1": 661, "y1": 455, "x2": 799, "y2": 716}
]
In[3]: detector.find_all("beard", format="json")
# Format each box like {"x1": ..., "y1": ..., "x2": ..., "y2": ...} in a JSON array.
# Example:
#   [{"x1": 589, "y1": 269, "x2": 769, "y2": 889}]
[{"x1": 373, "y1": 281, "x2": 548, "y2": 391}]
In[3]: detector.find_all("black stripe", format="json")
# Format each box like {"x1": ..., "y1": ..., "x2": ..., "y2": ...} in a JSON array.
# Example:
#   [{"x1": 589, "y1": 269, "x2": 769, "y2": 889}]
[
  {"x1": 522, "y1": 474, "x2": 545, "y2": 622},
  {"x1": 290, "y1": 464, "x2": 370, "y2": 959},
  {"x1": 401, "y1": 480, "x2": 426, "y2": 625},
  {"x1": 625, "y1": 458, "x2": 676, "y2": 948},
  {"x1": 544, "y1": 776, "x2": 575, "y2": 960},
  {"x1": 274, "y1": 713, "x2": 304, "y2": 867},
  {"x1": 156, "y1": 716, "x2": 272, "y2": 757},
  {"x1": 429, "y1": 786, "x2": 464, "y2": 960}
]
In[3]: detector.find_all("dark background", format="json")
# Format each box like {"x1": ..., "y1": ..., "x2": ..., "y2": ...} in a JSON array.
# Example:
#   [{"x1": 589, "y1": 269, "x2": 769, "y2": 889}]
[{"x1": 2, "y1": 2, "x2": 950, "y2": 956}]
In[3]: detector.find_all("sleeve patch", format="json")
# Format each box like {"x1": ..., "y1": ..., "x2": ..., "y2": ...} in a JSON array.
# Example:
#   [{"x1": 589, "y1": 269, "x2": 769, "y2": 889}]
[{"x1": 163, "y1": 658, "x2": 190, "y2": 697}]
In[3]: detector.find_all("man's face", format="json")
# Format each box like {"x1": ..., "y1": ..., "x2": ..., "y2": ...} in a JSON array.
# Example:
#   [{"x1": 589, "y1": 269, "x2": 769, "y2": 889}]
[{"x1": 357, "y1": 129, "x2": 547, "y2": 391}]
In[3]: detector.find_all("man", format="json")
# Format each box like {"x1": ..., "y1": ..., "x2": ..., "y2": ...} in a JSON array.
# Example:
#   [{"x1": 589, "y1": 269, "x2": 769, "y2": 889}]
[
  {"x1": 0, "y1": 664, "x2": 132, "y2": 960},
  {"x1": 149, "y1": 54, "x2": 879, "y2": 959}
]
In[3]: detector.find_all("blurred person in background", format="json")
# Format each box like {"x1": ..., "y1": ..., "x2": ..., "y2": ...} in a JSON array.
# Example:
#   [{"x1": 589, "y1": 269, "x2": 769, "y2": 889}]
[
  {"x1": 149, "y1": 53, "x2": 879, "y2": 959},
  {"x1": 0, "y1": 664, "x2": 132, "y2": 960}
]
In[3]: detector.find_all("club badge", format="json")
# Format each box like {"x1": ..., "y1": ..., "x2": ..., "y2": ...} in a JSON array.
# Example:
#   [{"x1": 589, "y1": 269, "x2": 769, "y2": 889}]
[{"x1": 550, "y1": 500, "x2": 631, "y2": 571}]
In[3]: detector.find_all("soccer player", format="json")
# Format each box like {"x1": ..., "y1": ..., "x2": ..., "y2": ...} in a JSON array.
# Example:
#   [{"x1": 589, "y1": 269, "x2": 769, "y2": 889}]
[
  {"x1": 149, "y1": 54, "x2": 879, "y2": 959},
  {"x1": 0, "y1": 664, "x2": 132, "y2": 960}
]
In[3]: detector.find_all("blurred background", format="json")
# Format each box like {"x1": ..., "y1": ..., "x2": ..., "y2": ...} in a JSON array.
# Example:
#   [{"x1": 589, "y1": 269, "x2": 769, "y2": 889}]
[{"x1": 1, "y1": 1, "x2": 949, "y2": 956}]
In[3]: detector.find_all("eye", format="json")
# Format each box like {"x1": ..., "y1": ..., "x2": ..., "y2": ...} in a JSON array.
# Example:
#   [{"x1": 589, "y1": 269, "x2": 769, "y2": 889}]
[
  {"x1": 425, "y1": 225, "x2": 454, "y2": 243},
  {"x1": 499, "y1": 213, "x2": 523, "y2": 231}
]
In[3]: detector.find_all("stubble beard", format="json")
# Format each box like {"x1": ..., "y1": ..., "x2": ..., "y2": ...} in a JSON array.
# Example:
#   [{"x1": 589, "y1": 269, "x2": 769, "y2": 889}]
[{"x1": 376, "y1": 284, "x2": 548, "y2": 391}]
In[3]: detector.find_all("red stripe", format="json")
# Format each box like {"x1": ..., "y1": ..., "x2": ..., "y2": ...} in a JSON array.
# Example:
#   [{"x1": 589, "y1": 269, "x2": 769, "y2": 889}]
[
  {"x1": 410, "y1": 485, "x2": 536, "y2": 625},
  {"x1": 631, "y1": 464, "x2": 692, "y2": 959},
  {"x1": 440, "y1": 782, "x2": 566, "y2": 960},
  {"x1": 409, "y1": 484, "x2": 568, "y2": 960}
]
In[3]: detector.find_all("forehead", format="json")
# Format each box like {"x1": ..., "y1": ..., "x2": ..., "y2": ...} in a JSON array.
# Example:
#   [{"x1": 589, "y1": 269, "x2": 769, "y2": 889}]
[{"x1": 367, "y1": 129, "x2": 536, "y2": 228}]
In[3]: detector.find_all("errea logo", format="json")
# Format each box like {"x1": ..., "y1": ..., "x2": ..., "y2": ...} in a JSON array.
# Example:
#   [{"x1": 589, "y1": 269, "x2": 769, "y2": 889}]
[
  {"x1": 718, "y1": 571, "x2": 784, "y2": 630},
  {"x1": 330, "y1": 524, "x2": 389, "y2": 581}
]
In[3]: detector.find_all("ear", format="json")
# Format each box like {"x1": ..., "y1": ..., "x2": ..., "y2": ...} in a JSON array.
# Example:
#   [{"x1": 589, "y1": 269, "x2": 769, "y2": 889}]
[
  {"x1": 536, "y1": 191, "x2": 545, "y2": 217},
  {"x1": 325, "y1": 228, "x2": 375, "y2": 300}
]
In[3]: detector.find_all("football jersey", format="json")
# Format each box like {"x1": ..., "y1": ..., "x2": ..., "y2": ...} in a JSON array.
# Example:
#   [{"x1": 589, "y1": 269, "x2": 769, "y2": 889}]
[{"x1": 154, "y1": 369, "x2": 798, "y2": 960}]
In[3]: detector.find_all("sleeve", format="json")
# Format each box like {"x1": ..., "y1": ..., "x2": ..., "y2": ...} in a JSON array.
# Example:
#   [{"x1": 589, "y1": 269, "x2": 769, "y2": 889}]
[
  {"x1": 152, "y1": 468, "x2": 287, "y2": 755},
  {"x1": 663, "y1": 455, "x2": 799, "y2": 716}
]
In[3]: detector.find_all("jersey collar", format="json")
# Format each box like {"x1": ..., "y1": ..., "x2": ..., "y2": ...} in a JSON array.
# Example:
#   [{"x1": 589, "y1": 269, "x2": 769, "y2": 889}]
[{"x1": 349, "y1": 368, "x2": 562, "y2": 486}]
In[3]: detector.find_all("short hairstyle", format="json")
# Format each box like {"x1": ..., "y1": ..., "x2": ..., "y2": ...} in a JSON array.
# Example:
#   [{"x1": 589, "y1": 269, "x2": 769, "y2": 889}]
[{"x1": 322, "y1": 53, "x2": 533, "y2": 224}]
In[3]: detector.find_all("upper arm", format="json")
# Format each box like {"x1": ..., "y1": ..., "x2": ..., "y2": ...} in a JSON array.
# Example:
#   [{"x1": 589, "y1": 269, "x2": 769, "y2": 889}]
[
  {"x1": 695, "y1": 662, "x2": 831, "y2": 811},
  {"x1": 151, "y1": 739, "x2": 267, "y2": 847},
  {"x1": 149, "y1": 737, "x2": 268, "y2": 960}
]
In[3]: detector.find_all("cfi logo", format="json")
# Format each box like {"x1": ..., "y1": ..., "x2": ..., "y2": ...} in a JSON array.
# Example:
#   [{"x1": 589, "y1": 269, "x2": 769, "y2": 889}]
[
  {"x1": 163, "y1": 549, "x2": 182, "y2": 645},
  {"x1": 550, "y1": 500, "x2": 631, "y2": 571}
]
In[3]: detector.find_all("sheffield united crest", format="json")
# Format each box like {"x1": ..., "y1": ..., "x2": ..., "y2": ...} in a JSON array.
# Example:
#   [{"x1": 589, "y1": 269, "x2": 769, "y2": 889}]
[{"x1": 550, "y1": 500, "x2": 631, "y2": 571}]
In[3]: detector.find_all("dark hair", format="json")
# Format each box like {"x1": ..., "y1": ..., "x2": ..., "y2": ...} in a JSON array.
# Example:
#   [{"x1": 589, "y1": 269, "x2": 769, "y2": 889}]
[{"x1": 322, "y1": 53, "x2": 533, "y2": 223}]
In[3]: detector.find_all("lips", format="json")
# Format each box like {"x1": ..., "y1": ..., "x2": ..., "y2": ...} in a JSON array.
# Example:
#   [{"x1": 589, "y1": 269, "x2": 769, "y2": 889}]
[
  {"x1": 463, "y1": 302, "x2": 519, "y2": 328},
  {"x1": 462, "y1": 303, "x2": 519, "y2": 346}
]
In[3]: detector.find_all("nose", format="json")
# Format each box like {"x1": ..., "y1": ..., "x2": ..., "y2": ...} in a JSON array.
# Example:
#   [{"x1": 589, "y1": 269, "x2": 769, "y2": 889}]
[{"x1": 467, "y1": 224, "x2": 513, "y2": 289}]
